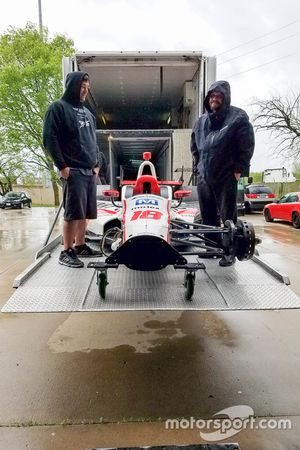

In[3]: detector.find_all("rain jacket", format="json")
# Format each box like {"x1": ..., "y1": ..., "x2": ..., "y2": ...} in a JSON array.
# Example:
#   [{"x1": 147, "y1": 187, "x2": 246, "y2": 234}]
[
  {"x1": 191, "y1": 80, "x2": 255, "y2": 184},
  {"x1": 43, "y1": 71, "x2": 98, "y2": 171}
]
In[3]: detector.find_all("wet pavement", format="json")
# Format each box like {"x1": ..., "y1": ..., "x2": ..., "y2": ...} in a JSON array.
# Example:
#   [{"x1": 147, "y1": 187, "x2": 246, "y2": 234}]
[{"x1": 0, "y1": 208, "x2": 300, "y2": 450}]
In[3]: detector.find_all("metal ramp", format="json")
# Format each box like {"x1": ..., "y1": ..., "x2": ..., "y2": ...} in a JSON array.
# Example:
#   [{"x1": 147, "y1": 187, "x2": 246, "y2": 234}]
[{"x1": 2, "y1": 239, "x2": 300, "y2": 313}]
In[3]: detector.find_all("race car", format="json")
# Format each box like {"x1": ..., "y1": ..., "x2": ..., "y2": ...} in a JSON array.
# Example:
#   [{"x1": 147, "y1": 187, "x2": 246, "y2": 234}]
[{"x1": 88, "y1": 152, "x2": 257, "y2": 301}]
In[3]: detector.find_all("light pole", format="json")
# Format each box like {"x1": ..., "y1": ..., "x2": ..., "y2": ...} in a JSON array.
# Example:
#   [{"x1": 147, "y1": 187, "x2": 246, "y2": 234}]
[{"x1": 38, "y1": 0, "x2": 43, "y2": 35}]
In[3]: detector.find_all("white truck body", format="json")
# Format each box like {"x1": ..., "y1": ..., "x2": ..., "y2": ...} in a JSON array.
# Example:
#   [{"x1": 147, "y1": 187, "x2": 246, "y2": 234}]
[{"x1": 62, "y1": 52, "x2": 216, "y2": 185}]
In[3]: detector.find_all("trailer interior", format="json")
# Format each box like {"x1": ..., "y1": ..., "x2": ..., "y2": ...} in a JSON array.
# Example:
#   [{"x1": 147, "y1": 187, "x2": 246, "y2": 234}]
[{"x1": 73, "y1": 52, "x2": 213, "y2": 184}]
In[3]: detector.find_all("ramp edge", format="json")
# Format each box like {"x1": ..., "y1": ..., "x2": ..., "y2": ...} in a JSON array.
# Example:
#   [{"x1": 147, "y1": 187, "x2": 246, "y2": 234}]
[
  {"x1": 13, "y1": 253, "x2": 51, "y2": 288},
  {"x1": 252, "y1": 254, "x2": 290, "y2": 285},
  {"x1": 35, "y1": 234, "x2": 62, "y2": 260}
]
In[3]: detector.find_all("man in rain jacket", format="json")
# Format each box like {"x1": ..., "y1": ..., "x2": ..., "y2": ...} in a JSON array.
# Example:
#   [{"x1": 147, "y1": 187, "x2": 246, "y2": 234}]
[
  {"x1": 191, "y1": 80, "x2": 255, "y2": 266},
  {"x1": 43, "y1": 72, "x2": 102, "y2": 267}
]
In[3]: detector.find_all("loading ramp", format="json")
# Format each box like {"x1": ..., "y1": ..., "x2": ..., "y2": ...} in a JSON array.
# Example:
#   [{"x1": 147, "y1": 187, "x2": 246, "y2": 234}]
[{"x1": 2, "y1": 239, "x2": 300, "y2": 313}]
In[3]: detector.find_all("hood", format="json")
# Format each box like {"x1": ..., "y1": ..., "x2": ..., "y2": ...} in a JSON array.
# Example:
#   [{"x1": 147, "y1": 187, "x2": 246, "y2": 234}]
[
  {"x1": 61, "y1": 71, "x2": 89, "y2": 106},
  {"x1": 204, "y1": 80, "x2": 231, "y2": 113}
]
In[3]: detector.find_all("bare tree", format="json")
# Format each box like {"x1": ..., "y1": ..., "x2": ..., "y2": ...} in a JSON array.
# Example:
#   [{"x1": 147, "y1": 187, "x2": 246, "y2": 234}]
[{"x1": 253, "y1": 92, "x2": 300, "y2": 160}]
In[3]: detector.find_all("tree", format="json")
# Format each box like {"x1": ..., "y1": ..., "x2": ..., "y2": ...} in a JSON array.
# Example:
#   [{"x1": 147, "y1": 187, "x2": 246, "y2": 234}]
[
  {"x1": 253, "y1": 92, "x2": 300, "y2": 161},
  {"x1": 0, "y1": 130, "x2": 29, "y2": 194},
  {"x1": 292, "y1": 161, "x2": 300, "y2": 180},
  {"x1": 0, "y1": 23, "x2": 75, "y2": 205}
]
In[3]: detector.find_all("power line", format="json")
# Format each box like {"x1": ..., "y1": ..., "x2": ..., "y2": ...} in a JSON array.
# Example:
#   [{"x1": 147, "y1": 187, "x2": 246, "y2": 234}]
[
  {"x1": 219, "y1": 30, "x2": 300, "y2": 65},
  {"x1": 217, "y1": 18, "x2": 300, "y2": 57},
  {"x1": 227, "y1": 49, "x2": 300, "y2": 78}
]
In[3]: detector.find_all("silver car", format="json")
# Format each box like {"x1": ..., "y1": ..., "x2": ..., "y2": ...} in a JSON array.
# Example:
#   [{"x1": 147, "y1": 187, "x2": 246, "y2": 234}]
[{"x1": 244, "y1": 184, "x2": 276, "y2": 213}]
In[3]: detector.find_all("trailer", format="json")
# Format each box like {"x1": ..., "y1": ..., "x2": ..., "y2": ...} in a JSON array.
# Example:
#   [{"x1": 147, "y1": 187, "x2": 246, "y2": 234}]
[{"x1": 62, "y1": 51, "x2": 217, "y2": 185}]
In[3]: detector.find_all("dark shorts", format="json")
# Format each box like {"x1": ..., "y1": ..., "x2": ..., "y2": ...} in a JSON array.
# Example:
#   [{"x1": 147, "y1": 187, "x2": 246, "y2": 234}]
[{"x1": 62, "y1": 169, "x2": 97, "y2": 221}]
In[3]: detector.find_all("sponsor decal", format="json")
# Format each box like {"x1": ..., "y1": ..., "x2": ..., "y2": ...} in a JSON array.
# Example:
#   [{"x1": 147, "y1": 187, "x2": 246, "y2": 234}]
[{"x1": 135, "y1": 198, "x2": 158, "y2": 206}]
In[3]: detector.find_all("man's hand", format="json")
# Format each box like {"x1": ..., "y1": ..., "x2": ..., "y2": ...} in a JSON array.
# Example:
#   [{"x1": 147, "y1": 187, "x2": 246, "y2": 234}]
[
  {"x1": 60, "y1": 167, "x2": 70, "y2": 180},
  {"x1": 94, "y1": 166, "x2": 100, "y2": 176},
  {"x1": 234, "y1": 172, "x2": 241, "y2": 181}
]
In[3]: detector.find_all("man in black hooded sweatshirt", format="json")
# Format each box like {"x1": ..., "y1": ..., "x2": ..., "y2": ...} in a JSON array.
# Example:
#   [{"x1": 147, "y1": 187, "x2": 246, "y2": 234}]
[
  {"x1": 43, "y1": 72, "x2": 101, "y2": 268},
  {"x1": 191, "y1": 80, "x2": 255, "y2": 266}
]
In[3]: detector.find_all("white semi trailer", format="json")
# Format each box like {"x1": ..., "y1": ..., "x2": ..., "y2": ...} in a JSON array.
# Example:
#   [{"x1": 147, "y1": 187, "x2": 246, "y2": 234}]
[{"x1": 62, "y1": 51, "x2": 216, "y2": 186}]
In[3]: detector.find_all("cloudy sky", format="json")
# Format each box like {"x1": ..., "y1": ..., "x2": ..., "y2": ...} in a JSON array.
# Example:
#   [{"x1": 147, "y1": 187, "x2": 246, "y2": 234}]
[{"x1": 1, "y1": 0, "x2": 300, "y2": 171}]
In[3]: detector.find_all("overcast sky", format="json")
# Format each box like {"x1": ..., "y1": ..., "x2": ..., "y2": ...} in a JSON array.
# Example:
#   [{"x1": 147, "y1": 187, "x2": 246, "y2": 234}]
[{"x1": 1, "y1": 0, "x2": 300, "y2": 171}]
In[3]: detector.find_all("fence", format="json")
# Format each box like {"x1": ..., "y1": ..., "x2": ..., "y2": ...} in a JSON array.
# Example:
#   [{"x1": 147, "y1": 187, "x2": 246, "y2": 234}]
[
  {"x1": 264, "y1": 180, "x2": 300, "y2": 197},
  {"x1": 12, "y1": 184, "x2": 62, "y2": 206}
]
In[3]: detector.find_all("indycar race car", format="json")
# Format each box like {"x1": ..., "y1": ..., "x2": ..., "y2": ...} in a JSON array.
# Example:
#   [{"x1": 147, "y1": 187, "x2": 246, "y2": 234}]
[{"x1": 88, "y1": 153, "x2": 257, "y2": 301}]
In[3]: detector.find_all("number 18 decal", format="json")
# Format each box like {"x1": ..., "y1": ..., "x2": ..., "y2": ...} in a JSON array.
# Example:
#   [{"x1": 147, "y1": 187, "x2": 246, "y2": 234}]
[{"x1": 131, "y1": 210, "x2": 163, "y2": 221}]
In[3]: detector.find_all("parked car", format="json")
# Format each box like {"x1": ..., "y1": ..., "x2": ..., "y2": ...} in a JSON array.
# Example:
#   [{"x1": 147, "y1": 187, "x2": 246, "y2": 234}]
[
  {"x1": 263, "y1": 192, "x2": 300, "y2": 229},
  {"x1": 0, "y1": 191, "x2": 32, "y2": 209},
  {"x1": 244, "y1": 184, "x2": 276, "y2": 213}
]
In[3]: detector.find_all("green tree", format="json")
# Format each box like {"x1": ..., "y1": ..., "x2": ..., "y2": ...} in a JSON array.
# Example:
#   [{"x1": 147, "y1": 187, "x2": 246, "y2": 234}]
[{"x1": 0, "y1": 23, "x2": 75, "y2": 205}]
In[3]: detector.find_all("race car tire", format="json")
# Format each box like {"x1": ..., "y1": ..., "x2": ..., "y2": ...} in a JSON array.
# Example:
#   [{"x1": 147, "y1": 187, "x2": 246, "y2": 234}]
[
  {"x1": 264, "y1": 208, "x2": 273, "y2": 222},
  {"x1": 235, "y1": 219, "x2": 256, "y2": 261},
  {"x1": 292, "y1": 212, "x2": 300, "y2": 229}
]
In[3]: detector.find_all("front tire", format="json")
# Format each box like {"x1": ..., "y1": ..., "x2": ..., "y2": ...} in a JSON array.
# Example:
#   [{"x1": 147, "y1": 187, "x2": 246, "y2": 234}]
[
  {"x1": 264, "y1": 208, "x2": 273, "y2": 222},
  {"x1": 19, "y1": 202, "x2": 24, "y2": 209},
  {"x1": 28, "y1": 201, "x2": 32, "y2": 208},
  {"x1": 292, "y1": 212, "x2": 300, "y2": 229}
]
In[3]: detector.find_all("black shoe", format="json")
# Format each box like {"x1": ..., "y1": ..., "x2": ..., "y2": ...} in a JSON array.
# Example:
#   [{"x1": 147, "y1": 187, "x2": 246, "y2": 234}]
[
  {"x1": 74, "y1": 244, "x2": 102, "y2": 258},
  {"x1": 219, "y1": 254, "x2": 236, "y2": 267},
  {"x1": 59, "y1": 248, "x2": 84, "y2": 268}
]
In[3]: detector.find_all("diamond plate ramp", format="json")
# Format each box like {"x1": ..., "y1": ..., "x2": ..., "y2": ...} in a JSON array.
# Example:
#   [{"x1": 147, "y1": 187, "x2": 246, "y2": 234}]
[{"x1": 2, "y1": 246, "x2": 300, "y2": 312}]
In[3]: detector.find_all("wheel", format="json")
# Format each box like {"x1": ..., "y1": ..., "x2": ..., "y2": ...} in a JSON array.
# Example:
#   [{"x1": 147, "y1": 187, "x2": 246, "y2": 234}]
[
  {"x1": 235, "y1": 219, "x2": 256, "y2": 261},
  {"x1": 264, "y1": 208, "x2": 273, "y2": 222},
  {"x1": 292, "y1": 212, "x2": 300, "y2": 229},
  {"x1": 19, "y1": 202, "x2": 24, "y2": 209},
  {"x1": 101, "y1": 227, "x2": 122, "y2": 256},
  {"x1": 28, "y1": 201, "x2": 32, "y2": 208},
  {"x1": 184, "y1": 272, "x2": 195, "y2": 301},
  {"x1": 97, "y1": 272, "x2": 108, "y2": 299}
]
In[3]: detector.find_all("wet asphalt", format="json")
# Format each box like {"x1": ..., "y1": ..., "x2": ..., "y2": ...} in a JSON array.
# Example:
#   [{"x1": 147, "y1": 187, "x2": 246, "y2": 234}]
[{"x1": 0, "y1": 208, "x2": 300, "y2": 450}]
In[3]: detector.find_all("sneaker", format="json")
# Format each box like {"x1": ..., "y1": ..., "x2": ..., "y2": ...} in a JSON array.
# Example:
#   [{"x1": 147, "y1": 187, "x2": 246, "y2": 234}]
[
  {"x1": 59, "y1": 248, "x2": 84, "y2": 268},
  {"x1": 219, "y1": 254, "x2": 236, "y2": 267},
  {"x1": 74, "y1": 244, "x2": 102, "y2": 258}
]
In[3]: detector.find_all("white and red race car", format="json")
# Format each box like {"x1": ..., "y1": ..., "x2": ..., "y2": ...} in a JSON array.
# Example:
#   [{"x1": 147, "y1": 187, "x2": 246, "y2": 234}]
[{"x1": 88, "y1": 153, "x2": 256, "y2": 300}]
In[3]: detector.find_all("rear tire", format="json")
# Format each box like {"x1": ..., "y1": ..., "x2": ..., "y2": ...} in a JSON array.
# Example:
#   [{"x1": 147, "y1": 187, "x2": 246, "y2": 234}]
[
  {"x1": 264, "y1": 208, "x2": 273, "y2": 222},
  {"x1": 292, "y1": 212, "x2": 300, "y2": 229},
  {"x1": 28, "y1": 201, "x2": 32, "y2": 208}
]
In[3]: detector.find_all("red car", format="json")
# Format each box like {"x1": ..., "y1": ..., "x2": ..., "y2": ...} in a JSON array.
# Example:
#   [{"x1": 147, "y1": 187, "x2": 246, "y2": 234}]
[{"x1": 263, "y1": 192, "x2": 300, "y2": 228}]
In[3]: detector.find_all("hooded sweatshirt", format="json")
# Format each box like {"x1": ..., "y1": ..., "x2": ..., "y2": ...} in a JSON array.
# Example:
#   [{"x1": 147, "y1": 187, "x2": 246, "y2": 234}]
[
  {"x1": 191, "y1": 80, "x2": 255, "y2": 184},
  {"x1": 43, "y1": 71, "x2": 98, "y2": 171}
]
